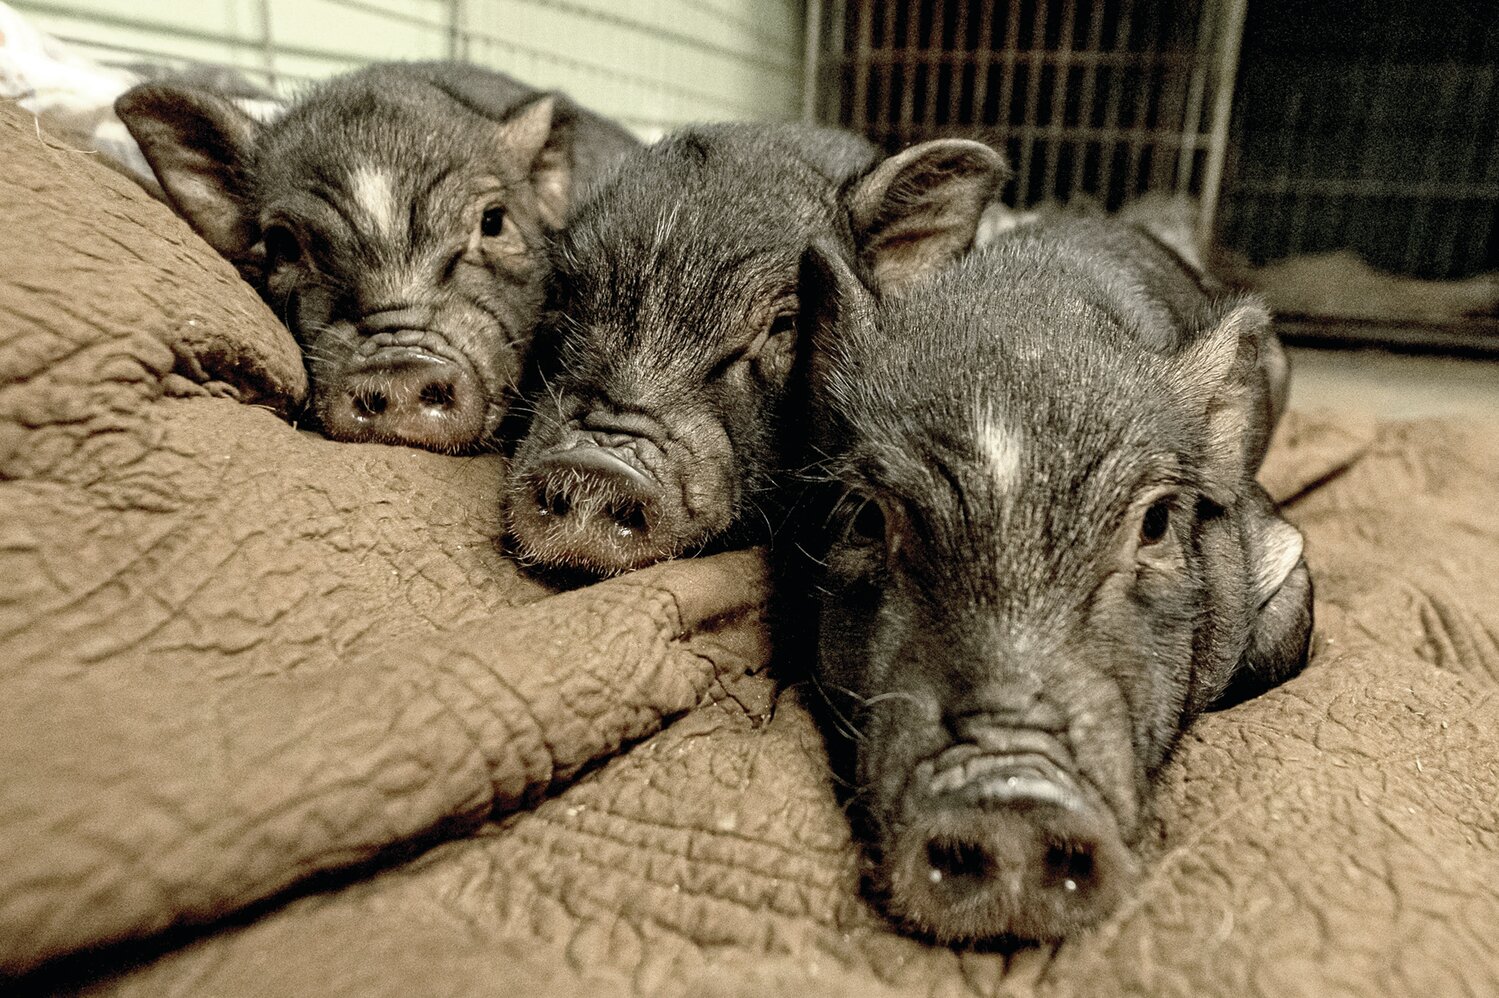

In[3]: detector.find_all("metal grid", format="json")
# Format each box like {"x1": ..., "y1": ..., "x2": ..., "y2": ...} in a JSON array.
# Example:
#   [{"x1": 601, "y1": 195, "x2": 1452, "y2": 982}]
[
  {"x1": 1218, "y1": 2, "x2": 1498, "y2": 283},
  {"x1": 810, "y1": 0, "x2": 1498, "y2": 348},
  {"x1": 11, "y1": 0, "x2": 805, "y2": 137},
  {"x1": 808, "y1": 0, "x2": 1247, "y2": 241}
]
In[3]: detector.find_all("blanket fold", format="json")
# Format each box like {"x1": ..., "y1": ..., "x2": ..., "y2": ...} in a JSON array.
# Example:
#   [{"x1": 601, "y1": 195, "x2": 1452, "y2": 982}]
[{"x1": 0, "y1": 547, "x2": 769, "y2": 976}]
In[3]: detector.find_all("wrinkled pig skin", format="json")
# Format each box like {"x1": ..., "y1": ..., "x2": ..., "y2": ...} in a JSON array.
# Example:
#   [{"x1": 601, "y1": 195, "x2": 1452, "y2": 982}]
[
  {"x1": 505, "y1": 125, "x2": 1008, "y2": 578},
  {"x1": 790, "y1": 217, "x2": 1313, "y2": 944},
  {"x1": 115, "y1": 61, "x2": 639, "y2": 452}
]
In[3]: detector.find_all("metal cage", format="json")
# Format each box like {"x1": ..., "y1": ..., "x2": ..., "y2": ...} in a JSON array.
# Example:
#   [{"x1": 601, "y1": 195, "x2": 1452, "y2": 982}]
[
  {"x1": 807, "y1": 0, "x2": 1248, "y2": 243},
  {"x1": 1220, "y1": 1, "x2": 1498, "y2": 283},
  {"x1": 808, "y1": 0, "x2": 1499, "y2": 350}
]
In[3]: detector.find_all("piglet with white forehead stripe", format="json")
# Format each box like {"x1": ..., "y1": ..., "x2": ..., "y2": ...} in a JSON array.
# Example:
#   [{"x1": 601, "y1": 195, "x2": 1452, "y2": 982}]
[
  {"x1": 792, "y1": 216, "x2": 1312, "y2": 944},
  {"x1": 116, "y1": 62, "x2": 638, "y2": 452}
]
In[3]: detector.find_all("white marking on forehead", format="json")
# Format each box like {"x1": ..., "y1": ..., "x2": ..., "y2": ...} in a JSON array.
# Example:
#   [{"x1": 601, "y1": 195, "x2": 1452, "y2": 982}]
[
  {"x1": 975, "y1": 405, "x2": 1023, "y2": 491},
  {"x1": 348, "y1": 166, "x2": 399, "y2": 237}
]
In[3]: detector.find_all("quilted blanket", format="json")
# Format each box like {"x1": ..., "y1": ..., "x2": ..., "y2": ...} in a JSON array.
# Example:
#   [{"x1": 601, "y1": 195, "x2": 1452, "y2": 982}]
[{"x1": 3, "y1": 101, "x2": 1497, "y2": 997}]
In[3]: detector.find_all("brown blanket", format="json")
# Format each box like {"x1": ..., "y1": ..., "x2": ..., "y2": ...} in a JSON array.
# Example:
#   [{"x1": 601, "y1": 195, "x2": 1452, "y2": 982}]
[{"x1": 3, "y1": 101, "x2": 1498, "y2": 996}]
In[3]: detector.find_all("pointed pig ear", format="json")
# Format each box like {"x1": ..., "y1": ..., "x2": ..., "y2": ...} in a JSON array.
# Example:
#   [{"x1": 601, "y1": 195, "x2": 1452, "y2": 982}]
[
  {"x1": 1167, "y1": 295, "x2": 1277, "y2": 502},
  {"x1": 844, "y1": 138, "x2": 1009, "y2": 293},
  {"x1": 799, "y1": 237, "x2": 878, "y2": 366},
  {"x1": 115, "y1": 83, "x2": 264, "y2": 264},
  {"x1": 496, "y1": 94, "x2": 574, "y2": 229},
  {"x1": 1250, "y1": 515, "x2": 1305, "y2": 609}
]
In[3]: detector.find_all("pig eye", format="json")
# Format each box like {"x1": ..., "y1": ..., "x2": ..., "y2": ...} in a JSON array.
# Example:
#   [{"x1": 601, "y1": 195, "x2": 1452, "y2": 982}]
[
  {"x1": 262, "y1": 225, "x2": 302, "y2": 267},
  {"x1": 847, "y1": 498, "x2": 888, "y2": 547},
  {"x1": 1139, "y1": 498, "x2": 1173, "y2": 547},
  {"x1": 768, "y1": 311, "x2": 797, "y2": 339},
  {"x1": 480, "y1": 206, "x2": 507, "y2": 238}
]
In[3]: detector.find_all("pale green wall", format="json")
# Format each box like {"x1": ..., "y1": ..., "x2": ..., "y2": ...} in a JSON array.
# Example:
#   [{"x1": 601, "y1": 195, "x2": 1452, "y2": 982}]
[{"x1": 12, "y1": 0, "x2": 806, "y2": 137}]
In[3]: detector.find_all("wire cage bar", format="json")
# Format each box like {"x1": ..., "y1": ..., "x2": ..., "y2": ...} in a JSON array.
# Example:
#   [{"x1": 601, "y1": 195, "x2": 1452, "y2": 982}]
[
  {"x1": 1219, "y1": 4, "x2": 1499, "y2": 283},
  {"x1": 810, "y1": 0, "x2": 1499, "y2": 348},
  {"x1": 809, "y1": 0, "x2": 1247, "y2": 243}
]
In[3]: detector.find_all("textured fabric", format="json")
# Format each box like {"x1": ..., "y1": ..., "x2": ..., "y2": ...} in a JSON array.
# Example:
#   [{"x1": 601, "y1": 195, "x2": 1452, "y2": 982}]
[{"x1": 4, "y1": 101, "x2": 1498, "y2": 997}]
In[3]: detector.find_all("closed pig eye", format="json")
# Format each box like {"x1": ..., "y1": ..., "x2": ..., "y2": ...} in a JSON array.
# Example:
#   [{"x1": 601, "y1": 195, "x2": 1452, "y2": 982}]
[
  {"x1": 766, "y1": 310, "x2": 797, "y2": 341},
  {"x1": 708, "y1": 308, "x2": 799, "y2": 381}
]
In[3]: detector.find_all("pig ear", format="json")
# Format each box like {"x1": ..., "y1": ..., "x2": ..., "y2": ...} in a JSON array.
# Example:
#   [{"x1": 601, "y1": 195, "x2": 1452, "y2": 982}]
[
  {"x1": 114, "y1": 83, "x2": 263, "y2": 263},
  {"x1": 1166, "y1": 294, "x2": 1276, "y2": 503},
  {"x1": 496, "y1": 94, "x2": 573, "y2": 230},
  {"x1": 1250, "y1": 514, "x2": 1304, "y2": 609},
  {"x1": 845, "y1": 138, "x2": 1009, "y2": 293},
  {"x1": 1189, "y1": 504, "x2": 1312, "y2": 713},
  {"x1": 799, "y1": 236, "x2": 877, "y2": 358}
]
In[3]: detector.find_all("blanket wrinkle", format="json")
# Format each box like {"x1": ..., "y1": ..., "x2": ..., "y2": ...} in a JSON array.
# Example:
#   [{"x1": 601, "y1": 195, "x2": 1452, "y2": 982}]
[
  {"x1": 1257, "y1": 406, "x2": 1375, "y2": 506},
  {"x1": 1, "y1": 545, "x2": 771, "y2": 978},
  {"x1": 5, "y1": 100, "x2": 1499, "y2": 997},
  {"x1": 0, "y1": 112, "x2": 304, "y2": 439}
]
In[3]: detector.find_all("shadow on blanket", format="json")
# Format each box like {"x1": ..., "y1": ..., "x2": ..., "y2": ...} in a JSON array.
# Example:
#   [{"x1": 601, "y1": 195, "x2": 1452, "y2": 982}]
[{"x1": 3, "y1": 100, "x2": 1498, "y2": 997}]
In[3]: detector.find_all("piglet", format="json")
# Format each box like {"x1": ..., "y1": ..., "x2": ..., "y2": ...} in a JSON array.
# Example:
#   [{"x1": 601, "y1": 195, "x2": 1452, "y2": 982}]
[
  {"x1": 505, "y1": 124, "x2": 1007, "y2": 575},
  {"x1": 116, "y1": 61, "x2": 638, "y2": 451},
  {"x1": 792, "y1": 216, "x2": 1313, "y2": 943}
]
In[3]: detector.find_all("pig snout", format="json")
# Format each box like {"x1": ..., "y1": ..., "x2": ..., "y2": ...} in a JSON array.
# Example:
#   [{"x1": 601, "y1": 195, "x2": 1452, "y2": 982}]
[
  {"x1": 885, "y1": 728, "x2": 1136, "y2": 943},
  {"x1": 508, "y1": 416, "x2": 681, "y2": 575},
  {"x1": 320, "y1": 350, "x2": 486, "y2": 451}
]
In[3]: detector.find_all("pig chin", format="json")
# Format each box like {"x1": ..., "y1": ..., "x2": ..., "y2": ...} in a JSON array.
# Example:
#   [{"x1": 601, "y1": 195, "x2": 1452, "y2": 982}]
[{"x1": 860, "y1": 709, "x2": 1141, "y2": 944}]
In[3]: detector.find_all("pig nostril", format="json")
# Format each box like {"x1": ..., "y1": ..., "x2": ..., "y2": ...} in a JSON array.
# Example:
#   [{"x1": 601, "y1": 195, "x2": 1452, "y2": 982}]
[
  {"x1": 925, "y1": 837, "x2": 995, "y2": 889},
  {"x1": 1042, "y1": 842, "x2": 1095, "y2": 892},
  {"x1": 419, "y1": 380, "x2": 456, "y2": 409},
  {"x1": 532, "y1": 481, "x2": 572, "y2": 519},
  {"x1": 352, "y1": 390, "x2": 388, "y2": 420},
  {"x1": 607, "y1": 500, "x2": 648, "y2": 536}
]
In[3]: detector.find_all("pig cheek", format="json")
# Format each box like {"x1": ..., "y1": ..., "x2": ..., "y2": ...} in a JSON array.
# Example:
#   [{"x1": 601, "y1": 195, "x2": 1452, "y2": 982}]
[
  {"x1": 816, "y1": 541, "x2": 889, "y2": 687},
  {"x1": 710, "y1": 367, "x2": 779, "y2": 474},
  {"x1": 855, "y1": 597, "x2": 940, "y2": 826},
  {"x1": 814, "y1": 548, "x2": 891, "y2": 708},
  {"x1": 264, "y1": 267, "x2": 314, "y2": 335},
  {"x1": 436, "y1": 298, "x2": 524, "y2": 404},
  {"x1": 814, "y1": 568, "x2": 879, "y2": 698},
  {"x1": 664, "y1": 410, "x2": 739, "y2": 540},
  {"x1": 1126, "y1": 565, "x2": 1207, "y2": 772},
  {"x1": 300, "y1": 319, "x2": 358, "y2": 383},
  {"x1": 1075, "y1": 581, "x2": 1197, "y2": 836},
  {"x1": 1132, "y1": 618, "x2": 1199, "y2": 779},
  {"x1": 287, "y1": 281, "x2": 338, "y2": 345},
  {"x1": 1060, "y1": 648, "x2": 1150, "y2": 841}
]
